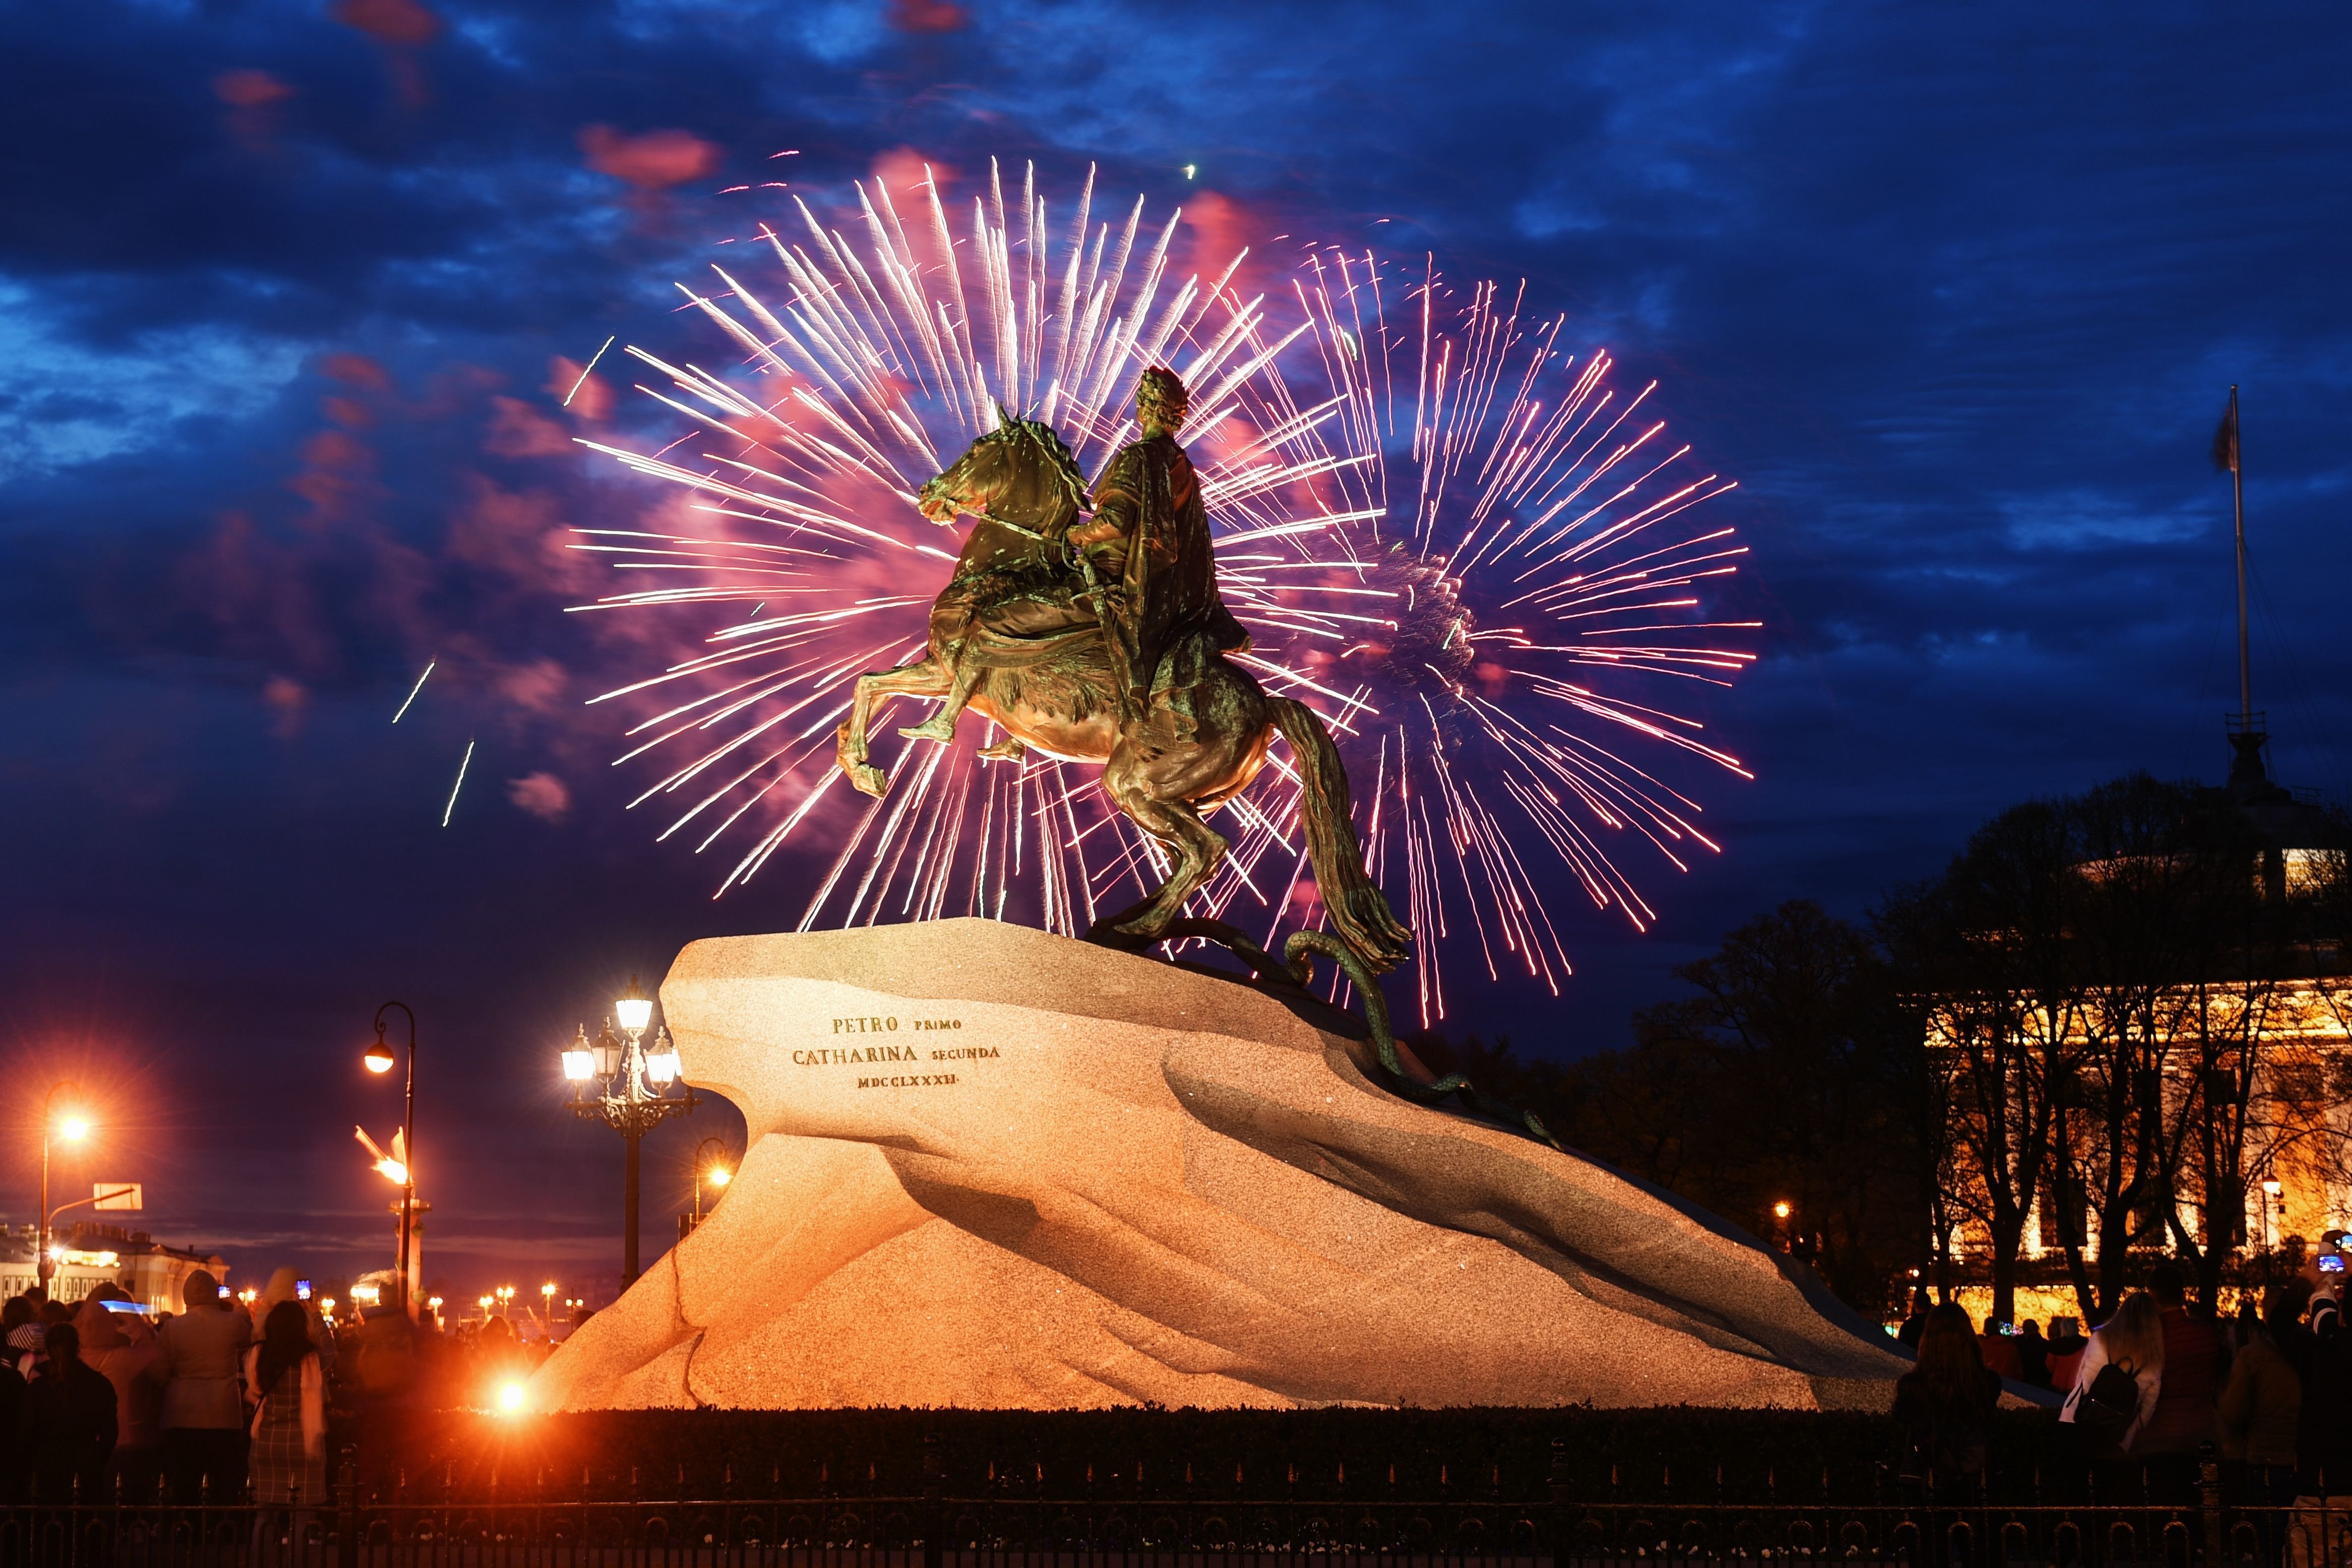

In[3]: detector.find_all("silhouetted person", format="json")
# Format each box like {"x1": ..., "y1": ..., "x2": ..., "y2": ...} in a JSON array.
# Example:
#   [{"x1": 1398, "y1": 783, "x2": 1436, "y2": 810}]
[
  {"x1": 349, "y1": 1287, "x2": 418, "y2": 1490},
  {"x1": 0, "y1": 1330, "x2": 24, "y2": 1503},
  {"x1": 2, "y1": 1296, "x2": 36, "y2": 1381},
  {"x1": 2137, "y1": 1263, "x2": 2221, "y2": 1504},
  {"x1": 1979, "y1": 1318, "x2": 2024, "y2": 1382},
  {"x1": 2223, "y1": 1282, "x2": 2308, "y2": 1566},
  {"x1": 2046, "y1": 1318, "x2": 2089, "y2": 1393},
  {"x1": 245, "y1": 1301, "x2": 326, "y2": 1552},
  {"x1": 2016, "y1": 1319, "x2": 2051, "y2": 1389},
  {"x1": 1897, "y1": 1289, "x2": 1932, "y2": 1348},
  {"x1": 158, "y1": 1270, "x2": 249, "y2": 1503},
  {"x1": 19, "y1": 1322, "x2": 117, "y2": 1502},
  {"x1": 75, "y1": 1296, "x2": 164, "y2": 1502},
  {"x1": 1893, "y1": 1302, "x2": 2003, "y2": 1501}
]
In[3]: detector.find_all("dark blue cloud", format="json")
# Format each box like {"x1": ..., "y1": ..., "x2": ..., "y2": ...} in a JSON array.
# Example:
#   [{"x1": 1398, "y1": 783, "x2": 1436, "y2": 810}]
[{"x1": 4, "y1": 0, "x2": 2346, "y2": 1298}]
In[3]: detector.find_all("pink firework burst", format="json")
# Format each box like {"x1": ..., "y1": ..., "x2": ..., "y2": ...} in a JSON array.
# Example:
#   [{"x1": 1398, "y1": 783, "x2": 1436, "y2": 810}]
[{"x1": 569, "y1": 162, "x2": 1756, "y2": 1024}]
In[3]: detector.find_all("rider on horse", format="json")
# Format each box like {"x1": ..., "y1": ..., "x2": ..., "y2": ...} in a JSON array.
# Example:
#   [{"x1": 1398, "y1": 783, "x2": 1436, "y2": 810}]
[{"x1": 899, "y1": 367, "x2": 1248, "y2": 750}]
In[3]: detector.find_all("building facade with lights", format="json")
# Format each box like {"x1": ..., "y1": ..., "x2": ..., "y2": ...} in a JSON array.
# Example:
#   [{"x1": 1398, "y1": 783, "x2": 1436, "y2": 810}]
[{"x1": 0, "y1": 1223, "x2": 231, "y2": 1311}]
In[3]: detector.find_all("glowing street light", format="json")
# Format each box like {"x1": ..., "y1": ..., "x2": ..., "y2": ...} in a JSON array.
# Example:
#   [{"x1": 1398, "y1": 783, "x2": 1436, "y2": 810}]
[
  {"x1": 360, "y1": 1002, "x2": 420, "y2": 1316},
  {"x1": 563, "y1": 976, "x2": 698, "y2": 1287},
  {"x1": 687, "y1": 1137, "x2": 736, "y2": 1236},
  {"x1": 561, "y1": 1028, "x2": 594, "y2": 1082},
  {"x1": 614, "y1": 979, "x2": 653, "y2": 1037},
  {"x1": 38, "y1": 1082, "x2": 92, "y2": 1289}
]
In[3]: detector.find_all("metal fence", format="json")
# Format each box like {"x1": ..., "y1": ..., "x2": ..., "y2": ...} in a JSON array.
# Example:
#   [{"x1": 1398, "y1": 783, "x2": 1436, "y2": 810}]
[{"x1": 0, "y1": 1444, "x2": 2340, "y2": 1568}]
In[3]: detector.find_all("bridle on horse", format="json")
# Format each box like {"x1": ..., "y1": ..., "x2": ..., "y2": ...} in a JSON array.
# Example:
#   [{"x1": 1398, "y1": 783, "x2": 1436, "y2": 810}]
[{"x1": 946, "y1": 417, "x2": 1091, "y2": 556}]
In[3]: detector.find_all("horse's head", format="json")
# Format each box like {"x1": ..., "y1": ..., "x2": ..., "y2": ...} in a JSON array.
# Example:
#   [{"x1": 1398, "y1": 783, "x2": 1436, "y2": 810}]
[{"x1": 917, "y1": 412, "x2": 1090, "y2": 533}]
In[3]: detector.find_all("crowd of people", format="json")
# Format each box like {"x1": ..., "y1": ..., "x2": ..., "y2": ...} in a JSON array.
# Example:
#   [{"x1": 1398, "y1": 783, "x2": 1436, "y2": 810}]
[
  {"x1": 0, "y1": 1269, "x2": 334, "y2": 1514},
  {"x1": 1892, "y1": 1256, "x2": 2352, "y2": 1559},
  {"x1": 0, "y1": 1267, "x2": 555, "y2": 1518}
]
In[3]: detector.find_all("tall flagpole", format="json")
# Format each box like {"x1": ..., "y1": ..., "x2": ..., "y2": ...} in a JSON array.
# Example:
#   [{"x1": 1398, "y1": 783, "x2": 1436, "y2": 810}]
[{"x1": 2228, "y1": 384, "x2": 2250, "y2": 723}]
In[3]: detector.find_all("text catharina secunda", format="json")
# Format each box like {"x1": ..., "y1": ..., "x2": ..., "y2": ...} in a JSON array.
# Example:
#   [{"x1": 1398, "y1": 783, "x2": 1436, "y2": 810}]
[{"x1": 790, "y1": 1045, "x2": 1001, "y2": 1066}]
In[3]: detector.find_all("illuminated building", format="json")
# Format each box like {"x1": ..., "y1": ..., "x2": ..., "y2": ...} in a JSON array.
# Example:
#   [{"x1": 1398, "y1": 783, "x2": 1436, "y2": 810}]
[{"x1": 0, "y1": 1223, "x2": 230, "y2": 1312}]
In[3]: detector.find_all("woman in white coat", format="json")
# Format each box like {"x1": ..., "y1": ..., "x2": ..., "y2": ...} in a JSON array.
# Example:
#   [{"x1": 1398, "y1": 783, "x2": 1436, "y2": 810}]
[{"x1": 2060, "y1": 1290, "x2": 2166, "y2": 1456}]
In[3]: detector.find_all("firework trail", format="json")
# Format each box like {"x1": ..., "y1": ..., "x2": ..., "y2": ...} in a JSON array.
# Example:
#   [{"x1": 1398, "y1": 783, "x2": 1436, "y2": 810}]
[
  {"x1": 570, "y1": 162, "x2": 1755, "y2": 1023},
  {"x1": 392, "y1": 660, "x2": 435, "y2": 722}
]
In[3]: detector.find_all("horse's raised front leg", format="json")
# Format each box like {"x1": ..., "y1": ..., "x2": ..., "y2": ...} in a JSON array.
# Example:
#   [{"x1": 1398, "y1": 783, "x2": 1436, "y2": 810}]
[
  {"x1": 834, "y1": 656, "x2": 952, "y2": 799},
  {"x1": 1099, "y1": 748, "x2": 1228, "y2": 942}
]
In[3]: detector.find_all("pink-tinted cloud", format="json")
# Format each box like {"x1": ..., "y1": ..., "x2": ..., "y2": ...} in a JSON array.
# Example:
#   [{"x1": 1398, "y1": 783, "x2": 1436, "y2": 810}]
[
  {"x1": 330, "y1": 0, "x2": 437, "y2": 105},
  {"x1": 213, "y1": 70, "x2": 292, "y2": 108},
  {"x1": 886, "y1": 0, "x2": 968, "y2": 32},
  {"x1": 263, "y1": 675, "x2": 309, "y2": 737},
  {"x1": 331, "y1": 0, "x2": 440, "y2": 46},
  {"x1": 545, "y1": 356, "x2": 612, "y2": 424},
  {"x1": 444, "y1": 476, "x2": 582, "y2": 588},
  {"x1": 287, "y1": 427, "x2": 374, "y2": 524},
  {"x1": 320, "y1": 353, "x2": 391, "y2": 392},
  {"x1": 1180, "y1": 189, "x2": 1257, "y2": 293},
  {"x1": 579, "y1": 125, "x2": 720, "y2": 190},
  {"x1": 869, "y1": 146, "x2": 952, "y2": 199},
  {"x1": 484, "y1": 395, "x2": 572, "y2": 458},
  {"x1": 506, "y1": 772, "x2": 571, "y2": 821},
  {"x1": 495, "y1": 659, "x2": 567, "y2": 714}
]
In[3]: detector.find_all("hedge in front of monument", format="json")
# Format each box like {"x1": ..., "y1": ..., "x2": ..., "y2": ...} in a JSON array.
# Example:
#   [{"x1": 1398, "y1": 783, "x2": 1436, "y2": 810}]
[{"x1": 383, "y1": 1404, "x2": 2079, "y2": 1506}]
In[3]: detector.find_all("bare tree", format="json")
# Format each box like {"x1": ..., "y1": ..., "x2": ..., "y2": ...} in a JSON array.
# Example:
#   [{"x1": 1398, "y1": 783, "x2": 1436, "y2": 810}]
[{"x1": 1882, "y1": 800, "x2": 2077, "y2": 1329}]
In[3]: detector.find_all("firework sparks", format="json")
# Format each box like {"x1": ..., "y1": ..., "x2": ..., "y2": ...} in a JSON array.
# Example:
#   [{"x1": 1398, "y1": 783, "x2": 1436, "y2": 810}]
[
  {"x1": 564, "y1": 337, "x2": 616, "y2": 407},
  {"x1": 392, "y1": 659, "x2": 435, "y2": 723},
  {"x1": 442, "y1": 738, "x2": 474, "y2": 827},
  {"x1": 570, "y1": 162, "x2": 1755, "y2": 1022}
]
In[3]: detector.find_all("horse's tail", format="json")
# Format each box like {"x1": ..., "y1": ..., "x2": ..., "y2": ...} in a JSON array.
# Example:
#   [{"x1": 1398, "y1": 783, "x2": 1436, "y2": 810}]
[{"x1": 1269, "y1": 697, "x2": 1414, "y2": 974}]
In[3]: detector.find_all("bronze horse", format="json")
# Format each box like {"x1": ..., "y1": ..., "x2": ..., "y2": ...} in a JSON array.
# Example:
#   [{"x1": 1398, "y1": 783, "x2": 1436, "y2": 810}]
[{"x1": 834, "y1": 417, "x2": 1412, "y2": 971}]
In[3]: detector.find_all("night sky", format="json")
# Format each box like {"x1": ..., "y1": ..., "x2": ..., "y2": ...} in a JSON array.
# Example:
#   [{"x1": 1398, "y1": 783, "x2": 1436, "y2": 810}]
[{"x1": 5, "y1": 0, "x2": 2347, "y2": 1305}]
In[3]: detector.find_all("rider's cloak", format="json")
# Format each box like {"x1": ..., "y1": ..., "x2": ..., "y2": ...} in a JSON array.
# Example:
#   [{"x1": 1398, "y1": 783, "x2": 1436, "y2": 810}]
[{"x1": 1087, "y1": 432, "x2": 1250, "y2": 737}]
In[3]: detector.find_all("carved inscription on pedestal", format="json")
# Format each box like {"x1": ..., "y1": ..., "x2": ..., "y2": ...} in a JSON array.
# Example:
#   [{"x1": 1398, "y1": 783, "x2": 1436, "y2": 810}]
[{"x1": 792, "y1": 1017, "x2": 1000, "y2": 1088}]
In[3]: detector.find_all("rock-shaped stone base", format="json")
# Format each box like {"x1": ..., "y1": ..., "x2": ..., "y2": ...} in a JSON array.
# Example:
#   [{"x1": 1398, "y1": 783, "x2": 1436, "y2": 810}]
[{"x1": 530, "y1": 920, "x2": 1907, "y2": 1411}]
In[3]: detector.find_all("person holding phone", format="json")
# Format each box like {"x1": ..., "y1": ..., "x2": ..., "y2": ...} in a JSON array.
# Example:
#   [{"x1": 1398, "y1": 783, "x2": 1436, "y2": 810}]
[{"x1": 1980, "y1": 1318, "x2": 2025, "y2": 1381}]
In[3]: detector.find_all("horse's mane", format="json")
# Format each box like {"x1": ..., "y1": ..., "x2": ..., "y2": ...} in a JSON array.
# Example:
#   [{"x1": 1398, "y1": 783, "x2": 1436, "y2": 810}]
[{"x1": 985, "y1": 411, "x2": 1092, "y2": 514}]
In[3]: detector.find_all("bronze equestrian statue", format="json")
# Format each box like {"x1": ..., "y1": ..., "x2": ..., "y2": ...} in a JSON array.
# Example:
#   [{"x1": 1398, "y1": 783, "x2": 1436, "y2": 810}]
[{"x1": 835, "y1": 368, "x2": 1411, "y2": 974}]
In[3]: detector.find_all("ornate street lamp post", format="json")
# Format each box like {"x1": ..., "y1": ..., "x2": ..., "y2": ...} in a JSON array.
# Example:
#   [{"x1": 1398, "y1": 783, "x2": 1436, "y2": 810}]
[
  {"x1": 36, "y1": 1082, "x2": 90, "y2": 1291},
  {"x1": 363, "y1": 1002, "x2": 419, "y2": 1315},
  {"x1": 565, "y1": 977, "x2": 697, "y2": 1286}
]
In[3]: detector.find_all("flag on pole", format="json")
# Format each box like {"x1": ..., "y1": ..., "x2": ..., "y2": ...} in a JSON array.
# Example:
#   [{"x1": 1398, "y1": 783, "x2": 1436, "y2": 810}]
[{"x1": 2212, "y1": 388, "x2": 2240, "y2": 473}]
